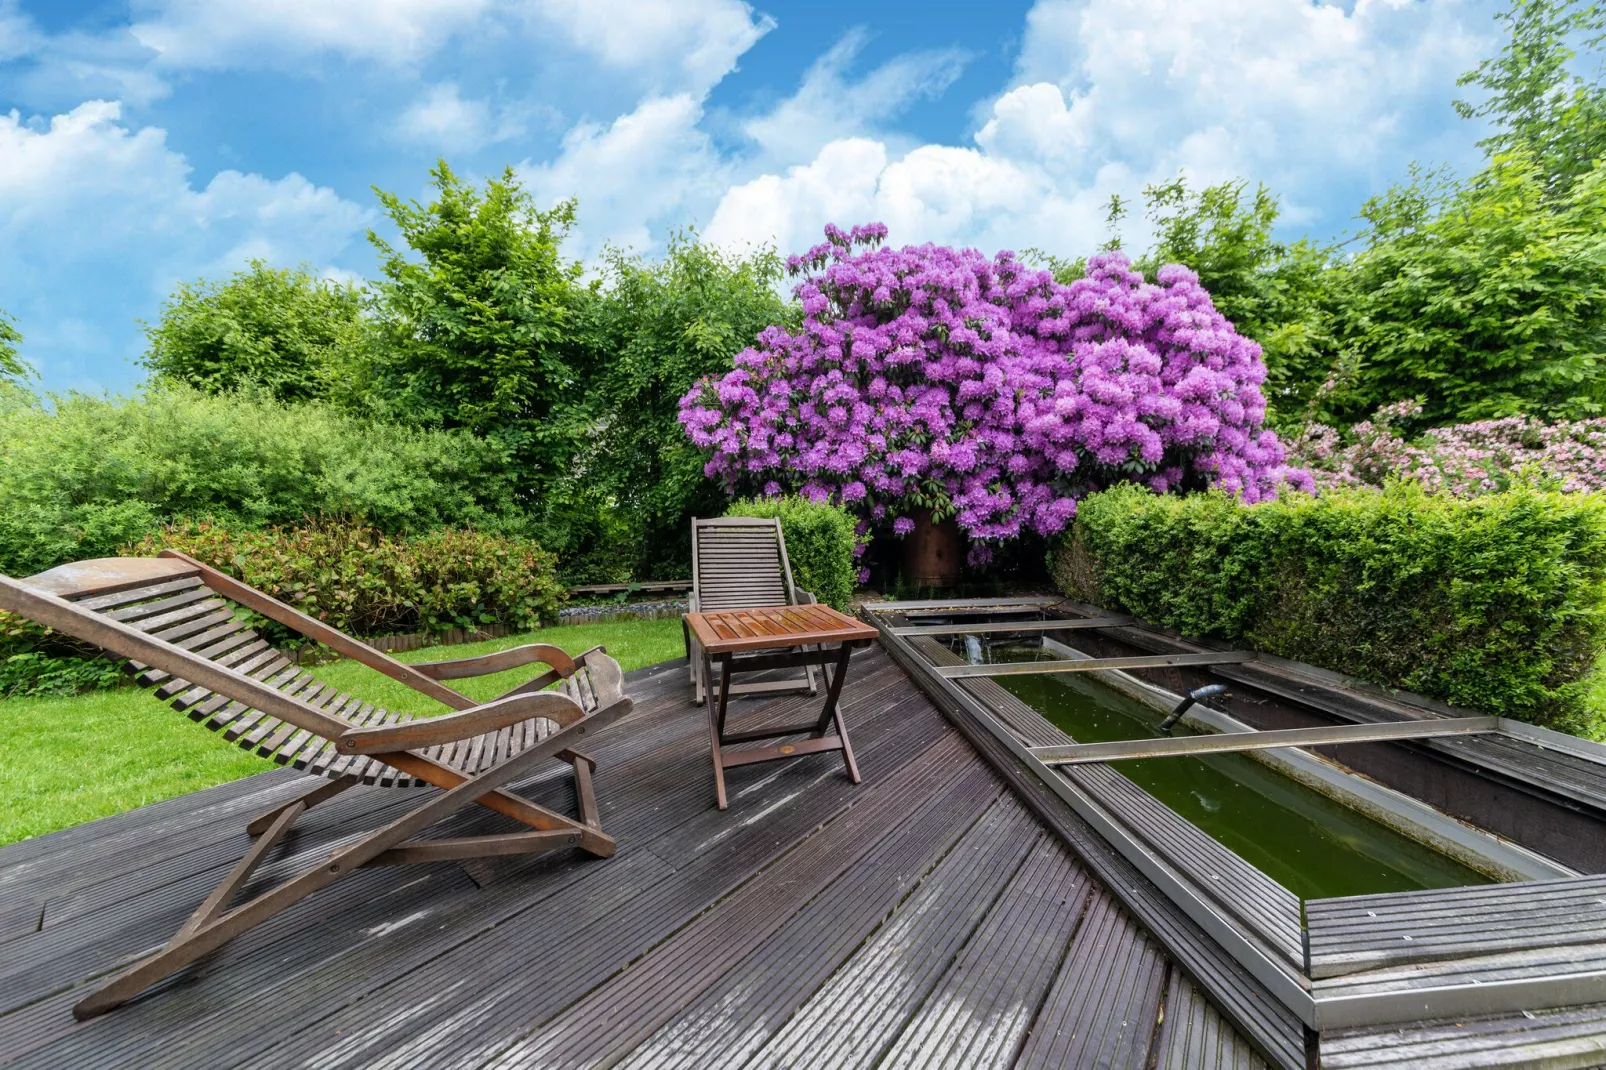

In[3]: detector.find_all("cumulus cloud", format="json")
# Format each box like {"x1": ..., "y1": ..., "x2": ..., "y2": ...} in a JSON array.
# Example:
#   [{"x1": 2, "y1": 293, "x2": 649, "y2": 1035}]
[
  {"x1": 0, "y1": 101, "x2": 370, "y2": 387},
  {"x1": 527, "y1": 0, "x2": 772, "y2": 93},
  {"x1": 397, "y1": 82, "x2": 533, "y2": 152},
  {"x1": 705, "y1": 0, "x2": 1497, "y2": 259},
  {"x1": 741, "y1": 29, "x2": 969, "y2": 162},
  {"x1": 521, "y1": 94, "x2": 727, "y2": 256}
]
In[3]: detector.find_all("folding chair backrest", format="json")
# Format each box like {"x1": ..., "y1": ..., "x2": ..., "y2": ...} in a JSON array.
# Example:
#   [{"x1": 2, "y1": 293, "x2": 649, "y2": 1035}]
[{"x1": 691, "y1": 517, "x2": 798, "y2": 611}]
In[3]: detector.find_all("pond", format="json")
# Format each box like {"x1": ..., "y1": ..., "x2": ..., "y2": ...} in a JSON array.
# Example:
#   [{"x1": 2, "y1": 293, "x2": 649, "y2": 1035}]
[{"x1": 954, "y1": 636, "x2": 1492, "y2": 901}]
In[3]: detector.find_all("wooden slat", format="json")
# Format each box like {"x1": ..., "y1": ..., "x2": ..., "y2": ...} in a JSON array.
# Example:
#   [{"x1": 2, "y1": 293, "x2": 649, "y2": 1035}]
[{"x1": 1306, "y1": 873, "x2": 1606, "y2": 979}]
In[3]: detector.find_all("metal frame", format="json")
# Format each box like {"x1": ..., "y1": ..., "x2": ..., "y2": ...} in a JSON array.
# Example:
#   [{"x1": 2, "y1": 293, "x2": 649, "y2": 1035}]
[
  {"x1": 889, "y1": 615, "x2": 1135, "y2": 637},
  {"x1": 935, "y1": 650, "x2": 1254, "y2": 679},
  {"x1": 1033, "y1": 716, "x2": 1501, "y2": 765},
  {"x1": 860, "y1": 599, "x2": 1606, "y2": 1037}
]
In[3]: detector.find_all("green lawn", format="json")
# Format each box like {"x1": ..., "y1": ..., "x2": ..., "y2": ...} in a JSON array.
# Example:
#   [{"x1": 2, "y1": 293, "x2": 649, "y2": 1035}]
[{"x1": 0, "y1": 617, "x2": 685, "y2": 846}]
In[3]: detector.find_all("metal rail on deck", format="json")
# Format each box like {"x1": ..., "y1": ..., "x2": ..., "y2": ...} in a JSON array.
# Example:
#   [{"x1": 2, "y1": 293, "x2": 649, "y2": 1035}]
[
  {"x1": 891, "y1": 615, "x2": 1135, "y2": 637},
  {"x1": 935, "y1": 650, "x2": 1254, "y2": 678},
  {"x1": 1032, "y1": 716, "x2": 1501, "y2": 765}
]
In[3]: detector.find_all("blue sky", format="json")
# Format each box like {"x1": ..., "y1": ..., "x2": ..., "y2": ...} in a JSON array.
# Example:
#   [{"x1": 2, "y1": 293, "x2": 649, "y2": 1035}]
[{"x1": 2, "y1": 0, "x2": 1502, "y2": 393}]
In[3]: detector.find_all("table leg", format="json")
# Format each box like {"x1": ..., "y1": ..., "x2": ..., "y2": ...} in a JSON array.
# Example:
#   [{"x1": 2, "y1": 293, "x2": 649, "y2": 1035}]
[
  {"x1": 707, "y1": 651, "x2": 731, "y2": 810},
  {"x1": 813, "y1": 643, "x2": 860, "y2": 784}
]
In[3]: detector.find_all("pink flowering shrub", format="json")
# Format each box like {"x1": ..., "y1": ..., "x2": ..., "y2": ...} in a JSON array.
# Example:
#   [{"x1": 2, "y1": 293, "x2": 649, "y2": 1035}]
[
  {"x1": 678, "y1": 224, "x2": 1308, "y2": 554},
  {"x1": 1290, "y1": 401, "x2": 1606, "y2": 497}
]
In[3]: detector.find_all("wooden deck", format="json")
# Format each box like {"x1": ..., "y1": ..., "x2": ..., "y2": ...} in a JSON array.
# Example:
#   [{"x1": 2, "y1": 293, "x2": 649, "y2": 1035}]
[{"x1": 0, "y1": 649, "x2": 1266, "y2": 1070}]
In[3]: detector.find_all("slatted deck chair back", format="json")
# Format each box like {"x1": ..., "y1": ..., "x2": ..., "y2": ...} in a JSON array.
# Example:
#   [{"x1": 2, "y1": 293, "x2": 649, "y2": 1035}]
[
  {"x1": 684, "y1": 516, "x2": 819, "y2": 703},
  {"x1": 0, "y1": 552, "x2": 634, "y2": 1021}
]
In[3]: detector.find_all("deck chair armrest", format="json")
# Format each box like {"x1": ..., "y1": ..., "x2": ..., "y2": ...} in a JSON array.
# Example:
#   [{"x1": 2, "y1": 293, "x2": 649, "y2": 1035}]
[
  {"x1": 337, "y1": 691, "x2": 584, "y2": 754},
  {"x1": 797, "y1": 589, "x2": 817, "y2": 605},
  {"x1": 411, "y1": 643, "x2": 576, "y2": 681}
]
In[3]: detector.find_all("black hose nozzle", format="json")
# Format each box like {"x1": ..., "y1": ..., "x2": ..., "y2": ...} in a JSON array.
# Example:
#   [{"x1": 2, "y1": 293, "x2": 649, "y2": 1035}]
[{"x1": 1159, "y1": 683, "x2": 1230, "y2": 732}]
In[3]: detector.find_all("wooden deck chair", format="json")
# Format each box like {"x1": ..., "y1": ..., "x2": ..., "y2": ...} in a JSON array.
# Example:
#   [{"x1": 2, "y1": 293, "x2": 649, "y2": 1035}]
[
  {"x1": 683, "y1": 516, "x2": 819, "y2": 704},
  {"x1": 0, "y1": 551, "x2": 633, "y2": 1020}
]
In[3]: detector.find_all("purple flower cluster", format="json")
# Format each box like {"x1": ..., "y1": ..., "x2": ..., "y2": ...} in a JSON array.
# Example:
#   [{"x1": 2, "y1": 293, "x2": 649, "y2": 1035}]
[
  {"x1": 679, "y1": 224, "x2": 1309, "y2": 544},
  {"x1": 1290, "y1": 401, "x2": 1606, "y2": 496}
]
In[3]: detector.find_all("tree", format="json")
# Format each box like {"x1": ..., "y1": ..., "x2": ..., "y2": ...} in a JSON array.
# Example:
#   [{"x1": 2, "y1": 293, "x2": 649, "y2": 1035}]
[
  {"x1": 1457, "y1": 0, "x2": 1606, "y2": 197},
  {"x1": 1319, "y1": 152, "x2": 1606, "y2": 426},
  {"x1": 0, "y1": 310, "x2": 28, "y2": 385},
  {"x1": 363, "y1": 162, "x2": 585, "y2": 501},
  {"x1": 572, "y1": 234, "x2": 795, "y2": 578},
  {"x1": 141, "y1": 262, "x2": 364, "y2": 402}
]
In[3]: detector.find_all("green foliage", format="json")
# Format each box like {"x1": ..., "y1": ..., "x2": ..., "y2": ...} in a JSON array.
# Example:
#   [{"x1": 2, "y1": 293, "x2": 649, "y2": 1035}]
[
  {"x1": 0, "y1": 610, "x2": 124, "y2": 698},
  {"x1": 0, "y1": 385, "x2": 525, "y2": 578},
  {"x1": 128, "y1": 518, "x2": 565, "y2": 637},
  {"x1": 565, "y1": 235, "x2": 796, "y2": 580},
  {"x1": 726, "y1": 496, "x2": 859, "y2": 610},
  {"x1": 1456, "y1": 0, "x2": 1606, "y2": 196},
  {"x1": 0, "y1": 310, "x2": 28, "y2": 384},
  {"x1": 1056, "y1": 483, "x2": 1606, "y2": 732},
  {"x1": 364, "y1": 162, "x2": 587, "y2": 498},
  {"x1": 141, "y1": 261, "x2": 365, "y2": 402},
  {"x1": 1319, "y1": 153, "x2": 1606, "y2": 426}
]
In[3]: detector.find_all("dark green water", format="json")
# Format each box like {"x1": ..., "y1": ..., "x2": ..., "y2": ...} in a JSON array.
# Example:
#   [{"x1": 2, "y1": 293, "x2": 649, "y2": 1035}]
[{"x1": 962, "y1": 639, "x2": 1491, "y2": 900}]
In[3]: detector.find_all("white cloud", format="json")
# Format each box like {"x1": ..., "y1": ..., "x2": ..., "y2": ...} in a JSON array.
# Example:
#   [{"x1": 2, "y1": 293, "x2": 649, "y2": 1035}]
[
  {"x1": 127, "y1": 0, "x2": 771, "y2": 90},
  {"x1": 527, "y1": 0, "x2": 772, "y2": 93},
  {"x1": 129, "y1": 0, "x2": 492, "y2": 68},
  {"x1": 521, "y1": 94, "x2": 726, "y2": 256},
  {"x1": 0, "y1": 101, "x2": 370, "y2": 387},
  {"x1": 398, "y1": 82, "x2": 530, "y2": 152},
  {"x1": 742, "y1": 30, "x2": 968, "y2": 162},
  {"x1": 705, "y1": 0, "x2": 1497, "y2": 260}
]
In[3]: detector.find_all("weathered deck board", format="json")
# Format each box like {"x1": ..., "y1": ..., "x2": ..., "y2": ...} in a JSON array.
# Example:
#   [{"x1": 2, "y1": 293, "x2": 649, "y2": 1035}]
[
  {"x1": 1013, "y1": 891, "x2": 1171, "y2": 1068},
  {"x1": 1155, "y1": 971, "x2": 1271, "y2": 1070},
  {"x1": 0, "y1": 647, "x2": 1269, "y2": 1070},
  {"x1": 1307, "y1": 874, "x2": 1606, "y2": 978}
]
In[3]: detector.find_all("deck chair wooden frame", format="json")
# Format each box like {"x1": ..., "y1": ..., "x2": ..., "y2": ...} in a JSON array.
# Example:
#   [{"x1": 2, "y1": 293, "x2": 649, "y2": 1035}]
[
  {"x1": 0, "y1": 551, "x2": 633, "y2": 1021},
  {"x1": 683, "y1": 516, "x2": 819, "y2": 705}
]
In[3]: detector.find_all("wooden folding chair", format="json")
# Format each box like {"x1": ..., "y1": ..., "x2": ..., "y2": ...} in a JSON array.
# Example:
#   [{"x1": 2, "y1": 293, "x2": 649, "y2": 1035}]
[
  {"x1": 0, "y1": 552, "x2": 633, "y2": 1020},
  {"x1": 684, "y1": 517, "x2": 819, "y2": 704}
]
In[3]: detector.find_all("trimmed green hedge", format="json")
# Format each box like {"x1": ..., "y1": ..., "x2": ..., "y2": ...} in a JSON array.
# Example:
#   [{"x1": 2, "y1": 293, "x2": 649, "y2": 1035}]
[
  {"x1": 1054, "y1": 483, "x2": 1606, "y2": 733},
  {"x1": 726, "y1": 497, "x2": 859, "y2": 610},
  {"x1": 129, "y1": 519, "x2": 565, "y2": 637}
]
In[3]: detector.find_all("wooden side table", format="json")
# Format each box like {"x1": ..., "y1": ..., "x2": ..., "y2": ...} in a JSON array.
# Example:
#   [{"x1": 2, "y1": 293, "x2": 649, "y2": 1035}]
[{"x1": 684, "y1": 604, "x2": 879, "y2": 809}]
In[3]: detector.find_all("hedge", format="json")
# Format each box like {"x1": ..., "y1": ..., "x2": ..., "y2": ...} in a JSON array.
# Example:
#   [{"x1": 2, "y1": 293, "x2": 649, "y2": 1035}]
[
  {"x1": 1053, "y1": 483, "x2": 1606, "y2": 733},
  {"x1": 0, "y1": 518, "x2": 565, "y2": 697},
  {"x1": 726, "y1": 497, "x2": 859, "y2": 610}
]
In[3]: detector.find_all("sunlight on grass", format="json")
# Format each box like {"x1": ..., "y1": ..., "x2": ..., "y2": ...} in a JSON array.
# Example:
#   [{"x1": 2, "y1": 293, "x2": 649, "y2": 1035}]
[{"x1": 0, "y1": 617, "x2": 685, "y2": 846}]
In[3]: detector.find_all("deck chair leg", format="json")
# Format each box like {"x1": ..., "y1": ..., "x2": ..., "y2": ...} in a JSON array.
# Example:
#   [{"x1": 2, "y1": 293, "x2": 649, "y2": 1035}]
[
  {"x1": 74, "y1": 700, "x2": 634, "y2": 1020},
  {"x1": 571, "y1": 752, "x2": 602, "y2": 831},
  {"x1": 246, "y1": 775, "x2": 358, "y2": 836},
  {"x1": 74, "y1": 799, "x2": 310, "y2": 1020}
]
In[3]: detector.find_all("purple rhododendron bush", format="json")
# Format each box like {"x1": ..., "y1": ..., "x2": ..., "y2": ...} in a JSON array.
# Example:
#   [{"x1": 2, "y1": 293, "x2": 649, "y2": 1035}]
[
  {"x1": 679, "y1": 224, "x2": 1310, "y2": 560},
  {"x1": 1289, "y1": 400, "x2": 1606, "y2": 497}
]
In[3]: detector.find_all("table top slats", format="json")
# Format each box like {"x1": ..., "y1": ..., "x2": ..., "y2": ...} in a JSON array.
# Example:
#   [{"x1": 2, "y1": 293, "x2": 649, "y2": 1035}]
[{"x1": 688, "y1": 604, "x2": 878, "y2": 654}]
